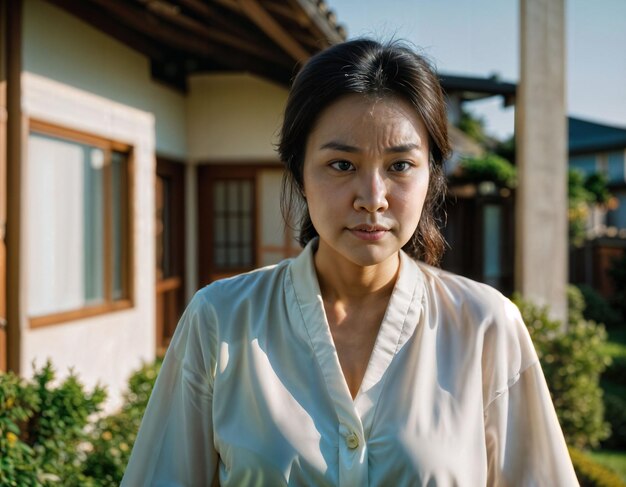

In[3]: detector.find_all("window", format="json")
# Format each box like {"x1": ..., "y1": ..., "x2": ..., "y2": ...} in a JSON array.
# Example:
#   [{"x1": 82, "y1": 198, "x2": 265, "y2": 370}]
[
  {"x1": 197, "y1": 165, "x2": 299, "y2": 285},
  {"x1": 213, "y1": 179, "x2": 254, "y2": 269},
  {"x1": 569, "y1": 155, "x2": 597, "y2": 177},
  {"x1": 607, "y1": 151, "x2": 626, "y2": 184},
  {"x1": 27, "y1": 121, "x2": 132, "y2": 326}
]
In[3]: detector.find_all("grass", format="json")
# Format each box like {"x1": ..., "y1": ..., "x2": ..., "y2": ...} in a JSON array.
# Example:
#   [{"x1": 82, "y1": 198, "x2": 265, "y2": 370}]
[{"x1": 587, "y1": 450, "x2": 626, "y2": 482}]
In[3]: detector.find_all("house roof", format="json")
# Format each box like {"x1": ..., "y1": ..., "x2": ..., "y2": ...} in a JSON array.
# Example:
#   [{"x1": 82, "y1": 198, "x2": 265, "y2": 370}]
[
  {"x1": 439, "y1": 74, "x2": 516, "y2": 106},
  {"x1": 45, "y1": 0, "x2": 346, "y2": 89},
  {"x1": 568, "y1": 117, "x2": 626, "y2": 155}
]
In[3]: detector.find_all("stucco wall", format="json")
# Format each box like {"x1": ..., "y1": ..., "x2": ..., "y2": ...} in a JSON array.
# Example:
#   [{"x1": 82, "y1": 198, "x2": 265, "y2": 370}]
[
  {"x1": 21, "y1": 73, "x2": 156, "y2": 410},
  {"x1": 22, "y1": 0, "x2": 187, "y2": 159},
  {"x1": 187, "y1": 73, "x2": 288, "y2": 162}
]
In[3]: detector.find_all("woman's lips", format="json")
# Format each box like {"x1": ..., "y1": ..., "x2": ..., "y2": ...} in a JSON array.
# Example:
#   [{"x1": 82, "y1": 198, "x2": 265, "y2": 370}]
[{"x1": 348, "y1": 225, "x2": 390, "y2": 241}]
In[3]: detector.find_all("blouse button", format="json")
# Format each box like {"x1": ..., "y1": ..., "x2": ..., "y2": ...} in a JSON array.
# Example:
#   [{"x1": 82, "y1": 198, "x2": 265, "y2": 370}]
[{"x1": 345, "y1": 433, "x2": 359, "y2": 449}]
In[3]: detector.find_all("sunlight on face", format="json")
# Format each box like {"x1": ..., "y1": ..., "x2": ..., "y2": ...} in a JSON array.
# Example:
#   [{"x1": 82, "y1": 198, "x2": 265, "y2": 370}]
[{"x1": 303, "y1": 94, "x2": 430, "y2": 270}]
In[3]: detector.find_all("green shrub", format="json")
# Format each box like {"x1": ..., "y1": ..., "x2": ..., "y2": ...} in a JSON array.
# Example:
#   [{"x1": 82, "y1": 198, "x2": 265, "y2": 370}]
[
  {"x1": 0, "y1": 361, "x2": 106, "y2": 486},
  {"x1": 602, "y1": 386, "x2": 626, "y2": 450},
  {"x1": 578, "y1": 284, "x2": 623, "y2": 329},
  {"x1": 512, "y1": 286, "x2": 611, "y2": 449},
  {"x1": 570, "y1": 447, "x2": 626, "y2": 487},
  {"x1": 452, "y1": 153, "x2": 517, "y2": 188},
  {"x1": 83, "y1": 358, "x2": 162, "y2": 486}
]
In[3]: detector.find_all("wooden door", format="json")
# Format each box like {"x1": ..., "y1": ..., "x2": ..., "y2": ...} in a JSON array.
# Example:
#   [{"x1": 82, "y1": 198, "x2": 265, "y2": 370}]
[
  {"x1": 155, "y1": 158, "x2": 186, "y2": 354},
  {"x1": 197, "y1": 165, "x2": 257, "y2": 286}
]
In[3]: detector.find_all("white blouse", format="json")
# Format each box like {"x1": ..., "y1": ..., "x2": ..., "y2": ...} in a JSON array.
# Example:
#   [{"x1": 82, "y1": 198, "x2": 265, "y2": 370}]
[{"x1": 121, "y1": 240, "x2": 579, "y2": 486}]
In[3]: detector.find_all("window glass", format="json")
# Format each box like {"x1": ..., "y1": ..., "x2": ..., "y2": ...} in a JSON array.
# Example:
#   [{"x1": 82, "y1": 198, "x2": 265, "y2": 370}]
[
  {"x1": 483, "y1": 204, "x2": 502, "y2": 288},
  {"x1": 213, "y1": 179, "x2": 254, "y2": 269},
  {"x1": 27, "y1": 131, "x2": 129, "y2": 317},
  {"x1": 607, "y1": 151, "x2": 625, "y2": 183}
]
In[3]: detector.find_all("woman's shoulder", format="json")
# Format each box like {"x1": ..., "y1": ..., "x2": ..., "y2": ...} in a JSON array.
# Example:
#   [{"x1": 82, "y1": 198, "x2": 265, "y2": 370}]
[
  {"x1": 195, "y1": 258, "x2": 292, "y2": 305},
  {"x1": 414, "y1": 261, "x2": 537, "y2": 375},
  {"x1": 415, "y1": 261, "x2": 515, "y2": 317}
]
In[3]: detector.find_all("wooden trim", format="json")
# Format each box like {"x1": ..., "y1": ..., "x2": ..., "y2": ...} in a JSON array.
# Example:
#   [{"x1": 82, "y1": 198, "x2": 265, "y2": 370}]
[
  {"x1": 25, "y1": 120, "x2": 135, "y2": 328},
  {"x1": 29, "y1": 300, "x2": 133, "y2": 329},
  {"x1": 195, "y1": 160, "x2": 283, "y2": 170},
  {"x1": 103, "y1": 150, "x2": 113, "y2": 302},
  {"x1": 236, "y1": 0, "x2": 309, "y2": 62},
  {"x1": 124, "y1": 149, "x2": 135, "y2": 305},
  {"x1": 5, "y1": 0, "x2": 21, "y2": 373},
  {"x1": 29, "y1": 119, "x2": 132, "y2": 152},
  {"x1": 0, "y1": 0, "x2": 7, "y2": 372},
  {"x1": 197, "y1": 164, "x2": 259, "y2": 286}
]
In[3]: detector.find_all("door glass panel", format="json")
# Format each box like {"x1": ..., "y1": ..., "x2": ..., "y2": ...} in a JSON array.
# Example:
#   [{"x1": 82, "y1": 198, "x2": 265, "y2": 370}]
[{"x1": 213, "y1": 178, "x2": 254, "y2": 270}]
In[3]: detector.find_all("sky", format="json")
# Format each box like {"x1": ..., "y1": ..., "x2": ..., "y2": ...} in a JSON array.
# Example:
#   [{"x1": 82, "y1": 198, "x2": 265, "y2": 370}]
[{"x1": 328, "y1": 0, "x2": 626, "y2": 140}]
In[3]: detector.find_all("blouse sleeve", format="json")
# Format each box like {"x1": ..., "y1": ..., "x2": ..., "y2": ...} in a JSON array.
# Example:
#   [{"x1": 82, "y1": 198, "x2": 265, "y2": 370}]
[
  {"x1": 483, "y1": 302, "x2": 579, "y2": 486},
  {"x1": 121, "y1": 290, "x2": 219, "y2": 487}
]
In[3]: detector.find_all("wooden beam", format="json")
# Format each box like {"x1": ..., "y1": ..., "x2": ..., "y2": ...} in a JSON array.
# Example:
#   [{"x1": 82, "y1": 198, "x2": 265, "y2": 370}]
[
  {"x1": 5, "y1": 0, "x2": 21, "y2": 374},
  {"x1": 86, "y1": 0, "x2": 285, "y2": 71},
  {"x1": 0, "y1": 0, "x2": 7, "y2": 372},
  {"x1": 235, "y1": 0, "x2": 310, "y2": 62},
  {"x1": 142, "y1": 0, "x2": 291, "y2": 66},
  {"x1": 287, "y1": 0, "x2": 344, "y2": 45}
]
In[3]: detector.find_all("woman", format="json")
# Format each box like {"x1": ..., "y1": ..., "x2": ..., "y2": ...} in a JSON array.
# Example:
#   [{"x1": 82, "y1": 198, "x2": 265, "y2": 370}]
[{"x1": 122, "y1": 39, "x2": 578, "y2": 486}]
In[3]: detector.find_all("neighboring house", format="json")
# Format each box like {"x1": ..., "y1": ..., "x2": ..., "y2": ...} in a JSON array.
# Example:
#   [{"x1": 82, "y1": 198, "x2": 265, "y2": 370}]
[
  {"x1": 439, "y1": 75, "x2": 517, "y2": 295},
  {"x1": 568, "y1": 117, "x2": 626, "y2": 297},
  {"x1": 0, "y1": 0, "x2": 345, "y2": 406}
]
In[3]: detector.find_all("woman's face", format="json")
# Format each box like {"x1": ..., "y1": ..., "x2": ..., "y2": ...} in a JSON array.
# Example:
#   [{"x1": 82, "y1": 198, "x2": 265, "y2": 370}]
[{"x1": 302, "y1": 94, "x2": 430, "y2": 269}]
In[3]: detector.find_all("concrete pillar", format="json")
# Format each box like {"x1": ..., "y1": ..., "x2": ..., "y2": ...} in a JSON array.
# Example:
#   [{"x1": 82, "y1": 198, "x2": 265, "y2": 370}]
[{"x1": 516, "y1": 0, "x2": 567, "y2": 322}]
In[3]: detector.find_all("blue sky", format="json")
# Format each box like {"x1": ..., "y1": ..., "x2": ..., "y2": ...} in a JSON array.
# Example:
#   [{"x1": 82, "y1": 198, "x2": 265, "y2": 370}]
[{"x1": 328, "y1": 0, "x2": 626, "y2": 140}]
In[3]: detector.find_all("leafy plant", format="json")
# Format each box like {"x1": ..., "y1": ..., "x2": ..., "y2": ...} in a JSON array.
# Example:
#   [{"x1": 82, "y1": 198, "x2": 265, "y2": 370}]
[
  {"x1": 512, "y1": 286, "x2": 611, "y2": 449},
  {"x1": 452, "y1": 153, "x2": 517, "y2": 189},
  {"x1": 0, "y1": 361, "x2": 106, "y2": 486},
  {"x1": 457, "y1": 108, "x2": 488, "y2": 145},
  {"x1": 570, "y1": 447, "x2": 626, "y2": 487},
  {"x1": 83, "y1": 358, "x2": 162, "y2": 486},
  {"x1": 578, "y1": 284, "x2": 623, "y2": 329}
]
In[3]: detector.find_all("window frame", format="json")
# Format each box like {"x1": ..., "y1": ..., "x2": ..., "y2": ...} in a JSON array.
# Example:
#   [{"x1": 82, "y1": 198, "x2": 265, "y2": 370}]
[{"x1": 27, "y1": 119, "x2": 134, "y2": 328}]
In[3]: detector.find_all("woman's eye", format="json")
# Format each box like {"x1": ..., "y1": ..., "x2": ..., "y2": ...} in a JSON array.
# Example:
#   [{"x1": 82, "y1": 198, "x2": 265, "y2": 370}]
[
  {"x1": 330, "y1": 160, "x2": 355, "y2": 172},
  {"x1": 390, "y1": 161, "x2": 411, "y2": 172}
]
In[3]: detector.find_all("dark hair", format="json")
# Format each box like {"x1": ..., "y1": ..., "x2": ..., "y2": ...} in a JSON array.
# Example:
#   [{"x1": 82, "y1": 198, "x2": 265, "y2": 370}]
[{"x1": 278, "y1": 38, "x2": 451, "y2": 266}]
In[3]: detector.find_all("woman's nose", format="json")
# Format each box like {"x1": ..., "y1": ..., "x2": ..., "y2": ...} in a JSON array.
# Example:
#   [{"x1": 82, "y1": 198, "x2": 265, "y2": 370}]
[{"x1": 353, "y1": 170, "x2": 389, "y2": 213}]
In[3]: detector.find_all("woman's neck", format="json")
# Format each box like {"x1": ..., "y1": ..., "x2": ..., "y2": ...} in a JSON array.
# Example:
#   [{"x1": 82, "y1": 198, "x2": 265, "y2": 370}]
[{"x1": 313, "y1": 240, "x2": 400, "y2": 305}]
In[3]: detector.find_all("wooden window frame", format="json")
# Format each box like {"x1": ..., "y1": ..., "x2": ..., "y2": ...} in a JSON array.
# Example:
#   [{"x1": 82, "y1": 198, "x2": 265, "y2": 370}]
[{"x1": 27, "y1": 119, "x2": 135, "y2": 328}]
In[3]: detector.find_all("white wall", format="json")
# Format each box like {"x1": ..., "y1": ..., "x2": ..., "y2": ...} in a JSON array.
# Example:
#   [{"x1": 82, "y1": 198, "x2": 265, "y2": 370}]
[
  {"x1": 187, "y1": 73, "x2": 288, "y2": 162},
  {"x1": 21, "y1": 73, "x2": 156, "y2": 410},
  {"x1": 22, "y1": 0, "x2": 187, "y2": 160}
]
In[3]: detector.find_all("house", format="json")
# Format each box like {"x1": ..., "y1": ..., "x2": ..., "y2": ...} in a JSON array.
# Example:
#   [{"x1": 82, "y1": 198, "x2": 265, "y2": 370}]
[
  {"x1": 438, "y1": 75, "x2": 517, "y2": 295},
  {"x1": 0, "y1": 0, "x2": 345, "y2": 406},
  {"x1": 568, "y1": 117, "x2": 626, "y2": 297}
]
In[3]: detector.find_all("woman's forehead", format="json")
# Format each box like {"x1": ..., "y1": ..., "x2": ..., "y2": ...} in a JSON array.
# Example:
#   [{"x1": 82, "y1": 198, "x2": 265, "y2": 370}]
[{"x1": 308, "y1": 94, "x2": 428, "y2": 147}]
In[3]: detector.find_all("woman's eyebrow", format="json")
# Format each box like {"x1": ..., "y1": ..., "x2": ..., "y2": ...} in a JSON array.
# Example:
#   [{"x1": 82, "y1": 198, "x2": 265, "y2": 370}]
[
  {"x1": 319, "y1": 141, "x2": 360, "y2": 152},
  {"x1": 384, "y1": 143, "x2": 420, "y2": 154},
  {"x1": 319, "y1": 141, "x2": 420, "y2": 153}
]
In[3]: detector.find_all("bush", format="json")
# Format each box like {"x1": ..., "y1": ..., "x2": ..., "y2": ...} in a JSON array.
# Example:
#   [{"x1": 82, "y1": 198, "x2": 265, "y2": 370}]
[
  {"x1": 1, "y1": 359, "x2": 161, "y2": 486},
  {"x1": 512, "y1": 286, "x2": 611, "y2": 449},
  {"x1": 82, "y1": 358, "x2": 162, "y2": 486},
  {"x1": 578, "y1": 284, "x2": 623, "y2": 329},
  {"x1": 0, "y1": 361, "x2": 106, "y2": 486},
  {"x1": 570, "y1": 447, "x2": 626, "y2": 487},
  {"x1": 602, "y1": 385, "x2": 626, "y2": 450},
  {"x1": 452, "y1": 153, "x2": 517, "y2": 189}
]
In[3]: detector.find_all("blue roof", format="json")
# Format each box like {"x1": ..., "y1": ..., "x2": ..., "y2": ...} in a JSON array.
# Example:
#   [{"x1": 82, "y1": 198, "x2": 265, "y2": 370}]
[{"x1": 569, "y1": 117, "x2": 626, "y2": 155}]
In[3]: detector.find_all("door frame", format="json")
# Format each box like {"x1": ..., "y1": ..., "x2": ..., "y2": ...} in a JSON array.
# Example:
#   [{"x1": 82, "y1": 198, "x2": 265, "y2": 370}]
[{"x1": 155, "y1": 156, "x2": 186, "y2": 353}]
